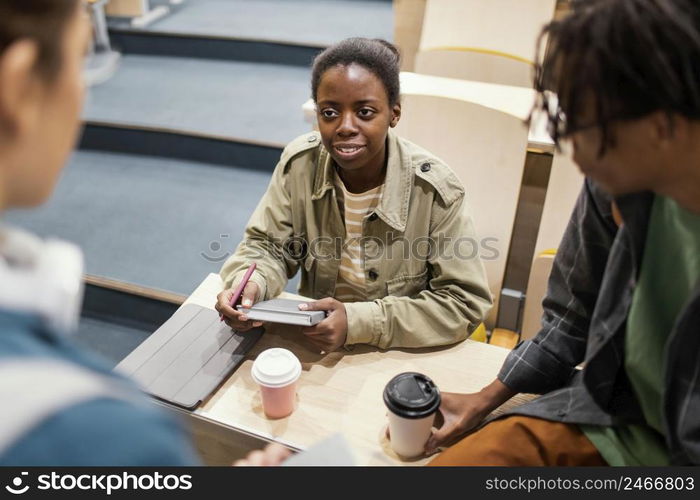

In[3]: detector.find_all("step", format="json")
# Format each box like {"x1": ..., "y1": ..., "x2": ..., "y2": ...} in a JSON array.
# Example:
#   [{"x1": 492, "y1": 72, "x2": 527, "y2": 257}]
[
  {"x1": 84, "y1": 54, "x2": 312, "y2": 154},
  {"x1": 5, "y1": 150, "x2": 272, "y2": 296},
  {"x1": 80, "y1": 123, "x2": 282, "y2": 170},
  {"x1": 77, "y1": 316, "x2": 152, "y2": 367},
  {"x1": 108, "y1": 0, "x2": 393, "y2": 65},
  {"x1": 109, "y1": 30, "x2": 322, "y2": 67},
  {"x1": 77, "y1": 280, "x2": 180, "y2": 367}
]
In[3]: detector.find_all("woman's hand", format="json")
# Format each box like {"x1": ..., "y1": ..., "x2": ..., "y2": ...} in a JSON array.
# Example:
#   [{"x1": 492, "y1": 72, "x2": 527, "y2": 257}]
[
  {"x1": 215, "y1": 281, "x2": 262, "y2": 331},
  {"x1": 233, "y1": 443, "x2": 292, "y2": 466},
  {"x1": 425, "y1": 379, "x2": 517, "y2": 454},
  {"x1": 299, "y1": 298, "x2": 348, "y2": 352}
]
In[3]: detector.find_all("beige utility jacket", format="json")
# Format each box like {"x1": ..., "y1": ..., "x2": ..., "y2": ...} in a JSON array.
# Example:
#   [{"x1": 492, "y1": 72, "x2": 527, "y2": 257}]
[{"x1": 220, "y1": 130, "x2": 492, "y2": 349}]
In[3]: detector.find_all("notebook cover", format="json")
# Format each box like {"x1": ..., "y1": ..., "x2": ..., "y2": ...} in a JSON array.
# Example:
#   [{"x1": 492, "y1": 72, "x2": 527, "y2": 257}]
[
  {"x1": 237, "y1": 298, "x2": 325, "y2": 326},
  {"x1": 116, "y1": 304, "x2": 263, "y2": 410}
]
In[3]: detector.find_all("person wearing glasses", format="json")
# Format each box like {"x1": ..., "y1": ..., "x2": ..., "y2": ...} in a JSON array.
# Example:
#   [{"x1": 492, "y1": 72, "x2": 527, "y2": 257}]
[
  {"x1": 427, "y1": 0, "x2": 700, "y2": 466},
  {"x1": 0, "y1": 1, "x2": 197, "y2": 465}
]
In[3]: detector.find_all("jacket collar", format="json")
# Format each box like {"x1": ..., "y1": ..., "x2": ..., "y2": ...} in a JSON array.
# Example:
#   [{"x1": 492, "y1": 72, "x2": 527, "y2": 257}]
[{"x1": 311, "y1": 130, "x2": 412, "y2": 232}]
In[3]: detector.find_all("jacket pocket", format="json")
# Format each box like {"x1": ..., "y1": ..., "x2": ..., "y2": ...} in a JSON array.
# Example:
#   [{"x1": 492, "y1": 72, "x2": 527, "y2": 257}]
[{"x1": 385, "y1": 268, "x2": 429, "y2": 298}]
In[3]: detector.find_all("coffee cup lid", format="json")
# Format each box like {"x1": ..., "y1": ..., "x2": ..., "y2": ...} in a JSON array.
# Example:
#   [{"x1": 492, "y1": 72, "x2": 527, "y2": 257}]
[
  {"x1": 251, "y1": 348, "x2": 301, "y2": 387},
  {"x1": 383, "y1": 372, "x2": 441, "y2": 419}
]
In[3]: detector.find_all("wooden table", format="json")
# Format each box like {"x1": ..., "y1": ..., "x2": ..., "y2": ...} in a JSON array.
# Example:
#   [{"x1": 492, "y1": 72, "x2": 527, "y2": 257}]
[{"x1": 182, "y1": 273, "x2": 532, "y2": 465}]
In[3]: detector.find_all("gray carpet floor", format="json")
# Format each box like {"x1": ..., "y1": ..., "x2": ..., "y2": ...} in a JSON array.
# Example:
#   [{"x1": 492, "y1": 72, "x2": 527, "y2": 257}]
[
  {"x1": 5, "y1": 1, "x2": 390, "y2": 362},
  {"x1": 4, "y1": 150, "x2": 306, "y2": 296},
  {"x1": 115, "y1": 0, "x2": 393, "y2": 47},
  {"x1": 76, "y1": 317, "x2": 152, "y2": 367},
  {"x1": 84, "y1": 55, "x2": 312, "y2": 146}
]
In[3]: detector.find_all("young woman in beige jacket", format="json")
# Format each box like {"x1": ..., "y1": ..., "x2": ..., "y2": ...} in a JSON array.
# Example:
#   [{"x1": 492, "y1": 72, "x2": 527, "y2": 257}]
[{"x1": 217, "y1": 38, "x2": 492, "y2": 352}]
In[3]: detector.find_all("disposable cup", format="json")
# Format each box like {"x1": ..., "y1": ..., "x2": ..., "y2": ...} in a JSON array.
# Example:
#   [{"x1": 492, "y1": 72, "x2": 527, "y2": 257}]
[
  {"x1": 383, "y1": 372, "x2": 441, "y2": 458},
  {"x1": 251, "y1": 348, "x2": 302, "y2": 418}
]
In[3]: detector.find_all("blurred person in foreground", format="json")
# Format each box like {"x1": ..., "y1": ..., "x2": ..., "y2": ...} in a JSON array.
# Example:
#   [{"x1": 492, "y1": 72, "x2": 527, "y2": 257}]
[{"x1": 0, "y1": 0, "x2": 197, "y2": 465}]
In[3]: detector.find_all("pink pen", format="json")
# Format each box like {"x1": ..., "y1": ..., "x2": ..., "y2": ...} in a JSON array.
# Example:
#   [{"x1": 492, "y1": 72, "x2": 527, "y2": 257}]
[{"x1": 220, "y1": 262, "x2": 257, "y2": 321}]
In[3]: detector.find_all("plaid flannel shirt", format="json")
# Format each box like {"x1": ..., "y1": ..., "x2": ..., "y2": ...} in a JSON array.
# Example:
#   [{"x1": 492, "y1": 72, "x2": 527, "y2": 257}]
[{"x1": 498, "y1": 179, "x2": 700, "y2": 465}]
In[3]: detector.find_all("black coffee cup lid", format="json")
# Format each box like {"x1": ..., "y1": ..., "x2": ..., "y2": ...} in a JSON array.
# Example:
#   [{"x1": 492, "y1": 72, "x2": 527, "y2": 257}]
[{"x1": 383, "y1": 372, "x2": 441, "y2": 419}]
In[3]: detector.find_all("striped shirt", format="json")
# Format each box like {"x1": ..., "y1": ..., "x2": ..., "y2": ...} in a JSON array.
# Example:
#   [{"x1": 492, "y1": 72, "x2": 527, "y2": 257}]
[{"x1": 333, "y1": 172, "x2": 383, "y2": 302}]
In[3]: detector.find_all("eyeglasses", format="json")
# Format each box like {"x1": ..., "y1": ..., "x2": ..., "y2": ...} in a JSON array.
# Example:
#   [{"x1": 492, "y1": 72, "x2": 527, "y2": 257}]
[
  {"x1": 534, "y1": 90, "x2": 609, "y2": 154},
  {"x1": 534, "y1": 90, "x2": 568, "y2": 146}
]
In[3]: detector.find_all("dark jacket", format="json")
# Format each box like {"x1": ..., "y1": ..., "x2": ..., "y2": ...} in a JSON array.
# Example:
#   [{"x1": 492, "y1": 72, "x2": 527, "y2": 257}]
[{"x1": 498, "y1": 179, "x2": 700, "y2": 465}]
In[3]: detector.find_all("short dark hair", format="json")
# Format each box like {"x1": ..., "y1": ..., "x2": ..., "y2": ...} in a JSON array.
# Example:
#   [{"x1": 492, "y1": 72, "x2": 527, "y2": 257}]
[
  {"x1": 0, "y1": 0, "x2": 80, "y2": 80},
  {"x1": 311, "y1": 38, "x2": 401, "y2": 106},
  {"x1": 534, "y1": 0, "x2": 700, "y2": 152}
]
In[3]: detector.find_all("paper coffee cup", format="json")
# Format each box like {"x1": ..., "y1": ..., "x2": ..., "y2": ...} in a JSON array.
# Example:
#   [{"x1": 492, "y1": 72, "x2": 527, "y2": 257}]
[
  {"x1": 251, "y1": 348, "x2": 302, "y2": 419},
  {"x1": 383, "y1": 372, "x2": 441, "y2": 458}
]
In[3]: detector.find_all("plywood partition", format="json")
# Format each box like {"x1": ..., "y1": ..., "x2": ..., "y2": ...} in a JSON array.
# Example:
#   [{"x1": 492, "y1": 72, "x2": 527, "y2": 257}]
[
  {"x1": 395, "y1": 74, "x2": 531, "y2": 328},
  {"x1": 521, "y1": 252, "x2": 555, "y2": 341},
  {"x1": 105, "y1": 0, "x2": 147, "y2": 17},
  {"x1": 520, "y1": 151, "x2": 583, "y2": 340},
  {"x1": 532, "y1": 151, "x2": 584, "y2": 257},
  {"x1": 393, "y1": 0, "x2": 427, "y2": 72}
]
